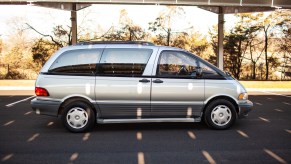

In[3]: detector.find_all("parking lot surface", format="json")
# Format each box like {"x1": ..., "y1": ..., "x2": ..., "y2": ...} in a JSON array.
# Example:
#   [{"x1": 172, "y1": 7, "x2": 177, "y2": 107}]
[{"x1": 0, "y1": 91, "x2": 290, "y2": 164}]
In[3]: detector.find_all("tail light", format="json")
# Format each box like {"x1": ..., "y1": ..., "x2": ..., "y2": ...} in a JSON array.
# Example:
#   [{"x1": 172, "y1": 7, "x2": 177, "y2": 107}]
[{"x1": 35, "y1": 87, "x2": 50, "y2": 96}]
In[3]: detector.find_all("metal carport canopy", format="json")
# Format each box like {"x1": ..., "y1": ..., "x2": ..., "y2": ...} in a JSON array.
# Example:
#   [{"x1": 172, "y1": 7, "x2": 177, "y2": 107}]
[{"x1": 1, "y1": 0, "x2": 291, "y2": 70}]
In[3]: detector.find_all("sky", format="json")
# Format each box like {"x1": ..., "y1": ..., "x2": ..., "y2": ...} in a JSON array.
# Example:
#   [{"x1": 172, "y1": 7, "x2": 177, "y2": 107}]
[{"x1": 0, "y1": 4, "x2": 238, "y2": 41}]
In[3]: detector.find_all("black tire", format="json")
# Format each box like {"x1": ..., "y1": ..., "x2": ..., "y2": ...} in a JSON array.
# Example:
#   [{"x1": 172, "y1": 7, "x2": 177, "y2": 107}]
[
  {"x1": 204, "y1": 99, "x2": 236, "y2": 130},
  {"x1": 61, "y1": 101, "x2": 95, "y2": 133}
]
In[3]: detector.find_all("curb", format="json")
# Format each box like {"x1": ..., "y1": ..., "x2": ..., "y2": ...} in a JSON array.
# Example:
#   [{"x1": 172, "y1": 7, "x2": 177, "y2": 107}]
[
  {"x1": 247, "y1": 88, "x2": 291, "y2": 92},
  {"x1": 0, "y1": 86, "x2": 34, "y2": 90}
]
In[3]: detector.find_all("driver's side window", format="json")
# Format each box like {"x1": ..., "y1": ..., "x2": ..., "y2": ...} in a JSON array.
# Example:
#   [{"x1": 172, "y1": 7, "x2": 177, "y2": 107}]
[{"x1": 157, "y1": 51, "x2": 198, "y2": 78}]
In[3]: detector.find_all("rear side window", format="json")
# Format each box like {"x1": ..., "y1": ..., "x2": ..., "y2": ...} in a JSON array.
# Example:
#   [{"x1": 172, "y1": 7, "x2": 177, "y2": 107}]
[
  {"x1": 98, "y1": 48, "x2": 152, "y2": 77},
  {"x1": 49, "y1": 49, "x2": 102, "y2": 75}
]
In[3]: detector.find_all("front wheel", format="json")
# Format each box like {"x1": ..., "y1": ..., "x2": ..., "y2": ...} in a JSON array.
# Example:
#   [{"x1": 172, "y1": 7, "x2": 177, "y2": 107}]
[
  {"x1": 204, "y1": 99, "x2": 236, "y2": 130},
  {"x1": 62, "y1": 101, "x2": 95, "y2": 133}
]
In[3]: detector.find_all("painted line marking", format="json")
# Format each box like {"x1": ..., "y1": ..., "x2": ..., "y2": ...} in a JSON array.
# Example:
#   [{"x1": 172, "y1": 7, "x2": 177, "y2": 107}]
[
  {"x1": 137, "y1": 132, "x2": 142, "y2": 141},
  {"x1": 6, "y1": 96, "x2": 35, "y2": 107},
  {"x1": 285, "y1": 129, "x2": 291, "y2": 134},
  {"x1": 70, "y1": 153, "x2": 79, "y2": 162},
  {"x1": 202, "y1": 150, "x2": 216, "y2": 164},
  {"x1": 283, "y1": 102, "x2": 290, "y2": 105},
  {"x1": 267, "y1": 97, "x2": 272, "y2": 100},
  {"x1": 3, "y1": 120, "x2": 15, "y2": 126},
  {"x1": 187, "y1": 131, "x2": 196, "y2": 140},
  {"x1": 236, "y1": 130, "x2": 249, "y2": 138},
  {"x1": 264, "y1": 149, "x2": 287, "y2": 164},
  {"x1": 47, "y1": 122, "x2": 54, "y2": 126},
  {"x1": 261, "y1": 91, "x2": 291, "y2": 98},
  {"x1": 259, "y1": 117, "x2": 270, "y2": 123},
  {"x1": 27, "y1": 133, "x2": 40, "y2": 142},
  {"x1": 274, "y1": 109, "x2": 283, "y2": 112},
  {"x1": 137, "y1": 152, "x2": 145, "y2": 164},
  {"x1": 1, "y1": 154, "x2": 13, "y2": 162},
  {"x1": 24, "y1": 111, "x2": 32, "y2": 115},
  {"x1": 83, "y1": 133, "x2": 90, "y2": 141},
  {"x1": 255, "y1": 102, "x2": 263, "y2": 106}
]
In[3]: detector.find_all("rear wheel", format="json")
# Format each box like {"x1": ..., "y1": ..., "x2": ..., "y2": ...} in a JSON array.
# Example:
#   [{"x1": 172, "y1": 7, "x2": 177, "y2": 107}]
[
  {"x1": 62, "y1": 101, "x2": 95, "y2": 133},
  {"x1": 204, "y1": 99, "x2": 236, "y2": 130}
]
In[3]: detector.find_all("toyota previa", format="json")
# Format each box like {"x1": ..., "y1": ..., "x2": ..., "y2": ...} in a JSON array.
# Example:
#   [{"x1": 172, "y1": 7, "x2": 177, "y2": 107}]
[{"x1": 31, "y1": 41, "x2": 253, "y2": 132}]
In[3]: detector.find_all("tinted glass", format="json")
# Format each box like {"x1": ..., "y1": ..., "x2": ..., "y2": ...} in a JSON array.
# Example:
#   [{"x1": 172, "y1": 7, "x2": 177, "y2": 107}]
[
  {"x1": 158, "y1": 51, "x2": 221, "y2": 78},
  {"x1": 49, "y1": 49, "x2": 102, "y2": 75},
  {"x1": 158, "y1": 51, "x2": 198, "y2": 77},
  {"x1": 98, "y1": 48, "x2": 152, "y2": 76},
  {"x1": 199, "y1": 62, "x2": 221, "y2": 79}
]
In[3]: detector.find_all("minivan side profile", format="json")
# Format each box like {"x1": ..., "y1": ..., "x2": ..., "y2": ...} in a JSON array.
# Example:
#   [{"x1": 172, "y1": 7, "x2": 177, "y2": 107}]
[{"x1": 31, "y1": 41, "x2": 253, "y2": 133}]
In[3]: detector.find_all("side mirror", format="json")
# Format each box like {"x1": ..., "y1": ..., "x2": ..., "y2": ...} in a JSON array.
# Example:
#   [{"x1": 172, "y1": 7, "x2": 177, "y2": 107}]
[
  {"x1": 190, "y1": 67, "x2": 203, "y2": 78},
  {"x1": 196, "y1": 67, "x2": 202, "y2": 77}
]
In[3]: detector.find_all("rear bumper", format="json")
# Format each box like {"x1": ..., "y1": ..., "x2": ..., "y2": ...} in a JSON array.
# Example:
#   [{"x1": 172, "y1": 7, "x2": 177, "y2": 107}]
[
  {"x1": 31, "y1": 98, "x2": 61, "y2": 117},
  {"x1": 238, "y1": 100, "x2": 253, "y2": 118}
]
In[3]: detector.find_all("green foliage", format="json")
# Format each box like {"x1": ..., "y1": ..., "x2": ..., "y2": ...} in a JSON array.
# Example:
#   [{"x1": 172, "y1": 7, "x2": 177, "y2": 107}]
[{"x1": 31, "y1": 39, "x2": 59, "y2": 71}]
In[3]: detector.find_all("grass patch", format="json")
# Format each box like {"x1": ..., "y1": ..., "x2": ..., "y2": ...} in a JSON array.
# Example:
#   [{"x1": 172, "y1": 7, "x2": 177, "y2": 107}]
[
  {"x1": 240, "y1": 81, "x2": 291, "y2": 88},
  {"x1": 0, "y1": 80, "x2": 35, "y2": 86}
]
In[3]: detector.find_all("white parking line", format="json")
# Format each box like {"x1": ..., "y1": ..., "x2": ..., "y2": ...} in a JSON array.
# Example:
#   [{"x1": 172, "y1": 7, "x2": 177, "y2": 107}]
[
  {"x1": 137, "y1": 152, "x2": 145, "y2": 164},
  {"x1": 261, "y1": 91, "x2": 291, "y2": 98},
  {"x1": 24, "y1": 111, "x2": 32, "y2": 115},
  {"x1": 47, "y1": 122, "x2": 54, "y2": 126},
  {"x1": 1, "y1": 154, "x2": 13, "y2": 162},
  {"x1": 283, "y1": 102, "x2": 290, "y2": 105},
  {"x1": 274, "y1": 109, "x2": 283, "y2": 112},
  {"x1": 285, "y1": 129, "x2": 291, "y2": 134},
  {"x1": 137, "y1": 132, "x2": 142, "y2": 141},
  {"x1": 187, "y1": 131, "x2": 196, "y2": 140},
  {"x1": 83, "y1": 133, "x2": 90, "y2": 141},
  {"x1": 255, "y1": 102, "x2": 263, "y2": 106},
  {"x1": 202, "y1": 150, "x2": 216, "y2": 164},
  {"x1": 3, "y1": 120, "x2": 15, "y2": 126},
  {"x1": 264, "y1": 149, "x2": 287, "y2": 164},
  {"x1": 6, "y1": 96, "x2": 35, "y2": 107},
  {"x1": 69, "y1": 153, "x2": 79, "y2": 162},
  {"x1": 259, "y1": 117, "x2": 270, "y2": 123},
  {"x1": 236, "y1": 130, "x2": 249, "y2": 138},
  {"x1": 27, "y1": 133, "x2": 39, "y2": 142}
]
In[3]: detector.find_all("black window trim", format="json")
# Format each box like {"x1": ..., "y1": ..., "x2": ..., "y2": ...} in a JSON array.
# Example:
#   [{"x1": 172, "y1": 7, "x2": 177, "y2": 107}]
[
  {"x1": 95, "y1": 48, "x2": 153, "y2": 77},
  {"x1": 47, "y1": 48, "x2": 104, "y2": 76},
  {"x1": 155, "y1": 50, "x2": 226, "y2": 80}
]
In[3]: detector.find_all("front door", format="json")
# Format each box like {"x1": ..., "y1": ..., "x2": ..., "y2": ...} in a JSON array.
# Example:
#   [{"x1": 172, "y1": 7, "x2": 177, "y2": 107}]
[{"x1": 151, "y1": 50, "x2": 205, "y2": 118}]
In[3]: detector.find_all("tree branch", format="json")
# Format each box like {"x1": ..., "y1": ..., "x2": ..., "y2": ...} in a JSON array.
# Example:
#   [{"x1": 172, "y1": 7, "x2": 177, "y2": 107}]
[{"x1": 25, "y1": 23, "x2": 63, "y2": 47}]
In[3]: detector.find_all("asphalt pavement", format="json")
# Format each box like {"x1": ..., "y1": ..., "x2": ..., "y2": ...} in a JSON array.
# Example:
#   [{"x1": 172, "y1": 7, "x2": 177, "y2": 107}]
[{"x1": 0, "y1": 91, "x2": 290, "y2": 164}]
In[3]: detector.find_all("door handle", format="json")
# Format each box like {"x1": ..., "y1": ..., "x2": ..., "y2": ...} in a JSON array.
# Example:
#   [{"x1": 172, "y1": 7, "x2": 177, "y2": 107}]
[
  {"x1": 153, "y1": 79, "x2": 163, "y2": 83},
  {"x1": 139, "y1": 79, "x2": 150, "y2": 83}
]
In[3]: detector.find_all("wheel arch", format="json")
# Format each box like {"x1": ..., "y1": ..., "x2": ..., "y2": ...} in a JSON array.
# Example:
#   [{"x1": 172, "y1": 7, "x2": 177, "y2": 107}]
[
  {"x1": 58, "y1": 96, "x2": 97, "y2": 117},
  {"x1": 203, "y1": 95, "x2": 239, "y2": 117}
]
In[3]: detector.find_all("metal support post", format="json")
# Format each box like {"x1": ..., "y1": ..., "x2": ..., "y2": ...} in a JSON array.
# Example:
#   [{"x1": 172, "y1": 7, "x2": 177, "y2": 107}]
[
  {"x1": 218, "y1": 7, "x2": 224, "y2": 70},
  {"x1": 71, "y1": 3, "x2": 77, "y2": 45}
]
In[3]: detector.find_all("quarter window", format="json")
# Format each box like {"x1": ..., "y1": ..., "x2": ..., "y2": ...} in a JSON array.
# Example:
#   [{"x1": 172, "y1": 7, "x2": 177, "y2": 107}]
[
  {"x1": 49, "y1": 49, "x2": 102, "y2": 75},
  {"x1": 98, "y1": 48, "x2": 152, "y2": 76}
]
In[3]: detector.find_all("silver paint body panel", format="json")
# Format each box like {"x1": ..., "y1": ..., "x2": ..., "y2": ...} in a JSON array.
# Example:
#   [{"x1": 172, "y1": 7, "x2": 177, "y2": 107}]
[{"x1": 32, "y1": 44, "x2": 253, "y2": 123}]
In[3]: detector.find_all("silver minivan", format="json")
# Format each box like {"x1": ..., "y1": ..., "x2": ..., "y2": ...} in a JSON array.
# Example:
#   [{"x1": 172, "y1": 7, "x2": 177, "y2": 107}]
[{"x1": 31, "y1": 41, "x2": 253, "y2": 132}]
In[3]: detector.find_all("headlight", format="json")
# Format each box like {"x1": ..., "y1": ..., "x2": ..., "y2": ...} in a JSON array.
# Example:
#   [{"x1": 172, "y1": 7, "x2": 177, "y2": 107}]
[{"x1": 238, "y1": 93, "x2": 248, "y2": 100}]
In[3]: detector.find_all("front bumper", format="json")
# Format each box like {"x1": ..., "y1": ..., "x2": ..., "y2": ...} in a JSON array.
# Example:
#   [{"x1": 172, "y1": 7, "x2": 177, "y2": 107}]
[
  {"x1": 31, "y1": 98, "x2": 61, "y2": 117},
  {"x1": 237, "y1": 100, "x2": 253, "y2": 118}
]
